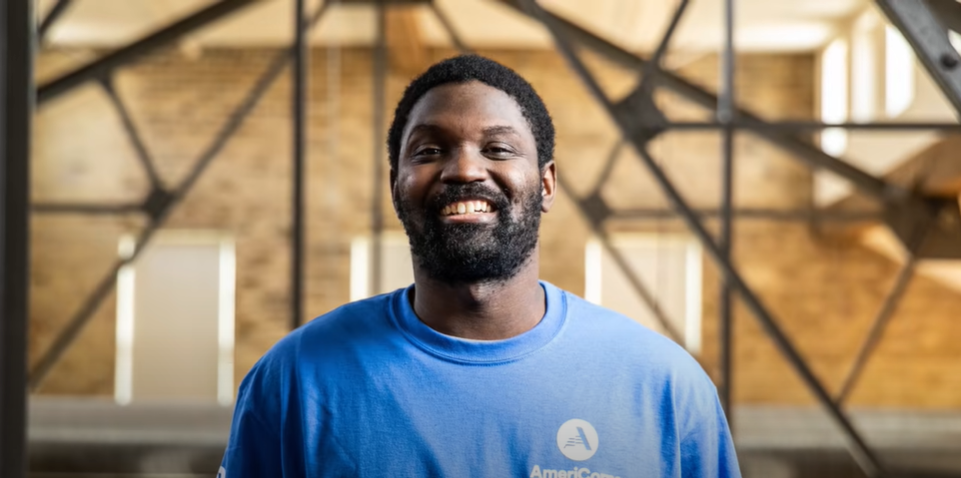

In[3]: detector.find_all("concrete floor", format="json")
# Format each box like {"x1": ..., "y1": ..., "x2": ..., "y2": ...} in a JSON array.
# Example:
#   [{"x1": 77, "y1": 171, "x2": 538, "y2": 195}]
[{"x1": 26, "y1": 398, "x2": 961, "y2": 477}]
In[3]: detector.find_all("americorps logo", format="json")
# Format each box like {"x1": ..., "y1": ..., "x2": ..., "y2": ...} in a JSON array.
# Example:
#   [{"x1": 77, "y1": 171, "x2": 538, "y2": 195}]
[{"x1": 556, "y1": 419, "x2": 598, "y2": 461}]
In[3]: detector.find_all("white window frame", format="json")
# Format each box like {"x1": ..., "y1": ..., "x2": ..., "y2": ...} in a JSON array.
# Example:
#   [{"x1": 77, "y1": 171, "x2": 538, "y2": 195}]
[
  {"x1": 585, "y1": 234, "x2": 703, "y2": 354},
  {"x1": 114, "y1": 230, "x2": 235, "y2": 406},
  {"x1": 350, "y1": 232, "x2": 414, "y2": 301},
  {"x1": 884, "y1": 24, "x2": 915, "y2": 118},
  {"x1": 821, "y1": 38, "x2": 849, "y2": 156}
]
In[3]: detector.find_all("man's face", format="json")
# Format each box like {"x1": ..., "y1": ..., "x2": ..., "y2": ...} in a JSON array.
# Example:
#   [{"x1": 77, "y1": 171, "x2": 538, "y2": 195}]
[{"x1": 392, "y1": 81, "x2": 556, "y2": 284}]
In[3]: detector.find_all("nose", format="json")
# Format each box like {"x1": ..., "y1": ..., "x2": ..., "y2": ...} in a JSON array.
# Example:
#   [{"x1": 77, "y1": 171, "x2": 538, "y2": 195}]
[{"x1": 440, "y1": 146, "x2": 487, "y2": 184}]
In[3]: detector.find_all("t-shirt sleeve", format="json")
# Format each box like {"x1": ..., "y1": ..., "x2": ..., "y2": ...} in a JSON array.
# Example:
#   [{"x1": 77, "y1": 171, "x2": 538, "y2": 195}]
[
  {"x1": 679, "y1": 385, "x2": 741, "y2": 478},
  {"x1": 219, "y1": 347, "x2": 292, "y2": 477},
  {"x1": 220, "y1": 387, "x2": 282, "y2": 477}
]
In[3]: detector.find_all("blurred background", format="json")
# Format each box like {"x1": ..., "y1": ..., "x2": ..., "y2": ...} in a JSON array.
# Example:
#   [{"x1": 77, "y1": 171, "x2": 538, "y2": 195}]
[{"x1": 3, "y1": 0, "x2": 961, "y2": 476}]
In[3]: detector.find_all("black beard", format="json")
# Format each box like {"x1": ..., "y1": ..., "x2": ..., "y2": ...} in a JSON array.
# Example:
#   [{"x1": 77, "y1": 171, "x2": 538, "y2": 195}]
[{"x1": 396, "y1": 182, "x2": 542, "y2": 284}]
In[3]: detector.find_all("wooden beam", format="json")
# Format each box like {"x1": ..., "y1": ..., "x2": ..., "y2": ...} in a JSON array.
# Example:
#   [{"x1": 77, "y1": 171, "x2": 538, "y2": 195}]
[{"x1": 386, "y1": 6, "x2": 428, "y2": 77}]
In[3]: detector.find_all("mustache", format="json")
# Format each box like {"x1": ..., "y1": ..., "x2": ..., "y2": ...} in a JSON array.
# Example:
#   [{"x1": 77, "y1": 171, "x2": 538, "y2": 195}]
[{"x1": 426, "y1": 183, "x2": 510, "y2": 214}]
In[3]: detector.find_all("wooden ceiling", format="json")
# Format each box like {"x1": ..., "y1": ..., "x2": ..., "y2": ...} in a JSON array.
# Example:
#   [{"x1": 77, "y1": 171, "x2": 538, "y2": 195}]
[{"x1": 37, "y1": 0, "x2": 868, "y2": 53}]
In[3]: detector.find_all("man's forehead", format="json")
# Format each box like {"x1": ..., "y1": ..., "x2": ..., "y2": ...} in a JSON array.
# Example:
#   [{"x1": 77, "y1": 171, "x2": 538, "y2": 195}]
[{"x1": 404, "y1": 81, "x2": 531, "y2": 137}]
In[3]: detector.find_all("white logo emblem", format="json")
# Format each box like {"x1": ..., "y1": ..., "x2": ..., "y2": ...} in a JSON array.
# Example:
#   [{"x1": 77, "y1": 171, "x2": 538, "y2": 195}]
[
  {"x1": 217, "y1": 466, "x2": 226, "y2": 478},
  {"x1": 556, "y1": 419, "x2": 598, "y2": 461}
]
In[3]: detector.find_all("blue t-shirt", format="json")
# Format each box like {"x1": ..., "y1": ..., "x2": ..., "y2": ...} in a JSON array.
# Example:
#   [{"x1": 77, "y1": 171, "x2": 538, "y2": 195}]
[{"x1": 221, "y1": 282, "x2": 740, "y2": 478}]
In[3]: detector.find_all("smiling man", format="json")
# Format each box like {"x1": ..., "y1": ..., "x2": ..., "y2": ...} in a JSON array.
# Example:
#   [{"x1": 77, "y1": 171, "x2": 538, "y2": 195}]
[{"x1": 220, "y1": 55, "x2": 740, "y2": 477}]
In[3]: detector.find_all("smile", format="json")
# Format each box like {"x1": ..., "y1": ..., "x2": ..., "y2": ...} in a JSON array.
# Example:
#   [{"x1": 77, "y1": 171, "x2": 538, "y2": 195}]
[{"x1": 440, "y1": 200, "x2": 496, "y2": 217}]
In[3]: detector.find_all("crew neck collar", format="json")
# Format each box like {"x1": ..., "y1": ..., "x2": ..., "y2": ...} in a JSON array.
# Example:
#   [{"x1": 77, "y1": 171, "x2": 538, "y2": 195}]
[{"x1": 389, "y1": 281, "x2": 567, "y2": 364}]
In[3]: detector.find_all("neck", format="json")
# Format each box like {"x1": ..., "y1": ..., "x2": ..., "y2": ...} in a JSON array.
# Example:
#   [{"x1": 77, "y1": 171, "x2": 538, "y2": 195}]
[{"x1": 409, "y1": 250, "x2": 545, "y2": 341}]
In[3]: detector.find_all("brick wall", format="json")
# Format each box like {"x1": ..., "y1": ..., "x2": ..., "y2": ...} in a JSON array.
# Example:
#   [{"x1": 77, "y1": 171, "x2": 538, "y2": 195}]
[{"x1": 30, "y1": 46, "x2": 961, "y2": 408}]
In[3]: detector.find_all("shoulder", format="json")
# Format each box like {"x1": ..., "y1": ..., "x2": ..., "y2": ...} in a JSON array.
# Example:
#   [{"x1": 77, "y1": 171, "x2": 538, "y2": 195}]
[
  {"x1": 554, "y1": 287, "x2": 721, "y2": 429},
  {"x1": 240, "y1": 290, "x2": 401, "y2": 390},
  {"x1": 554, "y1": 285, "x2": 715, "y2": 389}
]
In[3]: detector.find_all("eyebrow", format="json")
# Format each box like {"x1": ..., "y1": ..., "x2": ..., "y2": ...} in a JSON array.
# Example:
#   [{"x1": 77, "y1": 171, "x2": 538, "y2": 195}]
[
  {"x1": 406, "y1": 124, "x2": 522, "y2": 138},
  {"x1": 482, "y1": 126, "x2": 521, "y2": 136}
]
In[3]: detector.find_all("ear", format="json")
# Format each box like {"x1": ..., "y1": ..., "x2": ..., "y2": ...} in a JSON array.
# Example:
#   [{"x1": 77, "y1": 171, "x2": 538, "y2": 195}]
[
  {"x1": 389, "y1": 168, "x2": 399, "y2": 211},
  {"x1": 540, "y1": 161, "x2": 556, "y2": 213}
]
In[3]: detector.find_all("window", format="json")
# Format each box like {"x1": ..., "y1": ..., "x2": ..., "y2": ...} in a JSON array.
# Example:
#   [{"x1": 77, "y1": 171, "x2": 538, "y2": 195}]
[
  {"x1": 350, "y1": 233, "x2": 414, "y2": 300},
  {"x1": 585, "y1": 235, "x2": 702, "y2": 354},
  {"x1": 821, "y1": 38, "x2": 849, "y2": 156},
  {"x1": 115, "y1": 231, "x2": 235, "y2": 405},
  {"x1": 885, "y1": 25, "x2": 914, "y2": 117},
  {"x1": 852, "y1": 34, "x2": 877, "y2": 121}
]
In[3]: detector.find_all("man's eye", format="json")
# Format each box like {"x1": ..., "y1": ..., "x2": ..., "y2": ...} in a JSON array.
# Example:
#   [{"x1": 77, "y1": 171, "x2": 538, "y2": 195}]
[
  {"x1": 485, "y1": 145, "x2": 515, "y2": 156},
  {"x1": 414, "y1": 147, "x2": 442, "y2": 156}
]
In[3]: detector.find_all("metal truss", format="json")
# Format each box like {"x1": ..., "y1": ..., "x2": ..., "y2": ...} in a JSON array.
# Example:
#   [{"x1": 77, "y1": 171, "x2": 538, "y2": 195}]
[
  {"x1": 18, "y1": 0, "x2": 961, "y2": 477},
  {"x1": 27, "y1": 0, "x2": 333, "y2": 390},
  {"x1": 501, "y1": 0, "x2": 961, "y2": 477}
]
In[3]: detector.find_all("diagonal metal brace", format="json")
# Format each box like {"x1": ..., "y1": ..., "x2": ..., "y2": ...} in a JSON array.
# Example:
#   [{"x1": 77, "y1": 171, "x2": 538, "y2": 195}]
[
  {"x1": 877, "y1": 0, "x2": 961, "y2": 118},
  {"x1": 38, "y1": 0, "x2": 259, "y2": 105}
]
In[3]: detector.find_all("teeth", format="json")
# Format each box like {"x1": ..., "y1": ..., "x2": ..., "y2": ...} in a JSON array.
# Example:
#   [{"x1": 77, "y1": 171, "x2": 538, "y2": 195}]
[{"x1": 442, "y1": 200, "x2": 493, "y2": 216}]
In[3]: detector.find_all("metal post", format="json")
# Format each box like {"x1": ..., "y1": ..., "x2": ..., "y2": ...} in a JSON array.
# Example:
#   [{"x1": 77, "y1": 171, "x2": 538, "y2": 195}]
[
  {"x1": 0, "y1": 1, "x2": 33, "y2": 476},
  {"x1": 525, "y1": 1, "x2": 885, "y2": 474},
  {"x1": 292, "y1": 0, "x2": 309, "y2": 329},
  {"x1": 718, "y1": 0, "x2": 736, "y2": 426},
  {"x1": 371, "y1": 2, "x2": 387, "y2": 296}
]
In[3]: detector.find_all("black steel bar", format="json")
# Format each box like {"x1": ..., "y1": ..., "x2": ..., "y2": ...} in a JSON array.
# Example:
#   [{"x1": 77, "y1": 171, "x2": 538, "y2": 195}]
[
  {"x1": 527, "y1": 2, "x2": 885, "y2": 475},
  {"x1": 31, "y1": 203, "x2": 143, "y2": 215},
  {"x1": 99, "y1": 76, "x2": 164, "y2": 190},
  {"x1": 37, "y1": 0, "x2": 259, "y2": 105},
  {"x1": 664, "y1": 120, "x2": 961, "y2": 131},
  {"x1": 291, "y1": 0, "x2": 309, "y2": 329},
  {"x1": 0, "y1": 0, "x2": 33, "y2": 475},
  {"x1": 718, "y1": 0, "x2": 736, "y2": 424},
  {"x1": 835, "y1": 255, "x2": 917, "y2": 405},
  {"x1": 500, "y1": 0, "x2": 900, "y2": 202},
  {"x1": 429, "y1": 2, "x2": 470, "y2": 54},
  {"x1": 650, "y1": 0, "x2": 689, "y2": 66},
  {"x1": 877, "y1": 0, "x2": 961, "y2": 118},
  {"x1": 38, "y1": 0, "x2": 73, "y2": 43},
  {"x1": 588, "y1": 141, "x2": 624, "y2": 197},
  {"x1": 28, "y1": 2, "x2": 333, "y2": 390},
  {"x1": 926, "y1": 0, "x2": 961, "y2": 35},
  {"x1": 612, "y1": 207, "x2": 881, "y2": 222},
  {"x1": 557, "y1": 175, "x2": 685, "y2": 343},
  {"x1": 371, "y1": 2, "x2": 387, "y2": 295}
]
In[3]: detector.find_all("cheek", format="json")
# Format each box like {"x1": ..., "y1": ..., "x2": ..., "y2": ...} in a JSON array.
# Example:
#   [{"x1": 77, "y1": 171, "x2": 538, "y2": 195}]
[
  {"x1": 395, "y1": 169, "x2": 430, "y2": 204},
  {"x1": 502, "y1": 169, "x2": 542, "y2": 203}
]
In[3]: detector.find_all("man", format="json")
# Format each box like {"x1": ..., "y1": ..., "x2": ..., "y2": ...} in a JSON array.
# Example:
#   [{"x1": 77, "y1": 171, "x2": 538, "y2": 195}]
[{"x1": 221, "y1": 55, "x2": 739, "y2": 477}]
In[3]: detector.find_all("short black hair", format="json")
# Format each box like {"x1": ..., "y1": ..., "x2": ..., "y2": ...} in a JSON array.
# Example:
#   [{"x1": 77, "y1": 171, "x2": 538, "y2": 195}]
[{"x1": 387, "y1": 54, "x2": 555, "y2": 172}]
